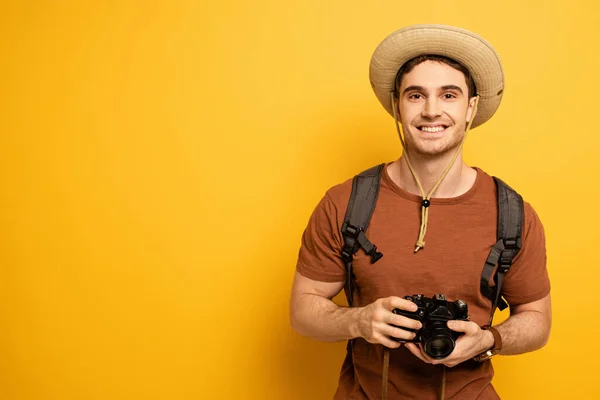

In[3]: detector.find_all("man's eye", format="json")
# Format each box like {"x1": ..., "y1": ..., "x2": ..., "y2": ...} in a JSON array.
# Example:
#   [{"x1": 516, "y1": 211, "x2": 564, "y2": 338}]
[
  {"x1": 444, "y1": 93, "x2": 456, "y2": 99},
  {"x1": 409, "y1": 94, "x2": 422, "y2": 99}
]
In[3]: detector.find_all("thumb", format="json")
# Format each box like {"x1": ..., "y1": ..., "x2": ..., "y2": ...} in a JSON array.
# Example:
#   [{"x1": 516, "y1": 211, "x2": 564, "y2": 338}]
[{"x1": 447, "y1": 320, "x2": 478, "y2": 334}]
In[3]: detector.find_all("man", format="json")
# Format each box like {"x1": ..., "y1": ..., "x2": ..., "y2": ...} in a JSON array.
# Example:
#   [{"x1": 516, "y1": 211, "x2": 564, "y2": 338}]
[{"x1": 289, "y1": 24, "x2": 551, "y2": 399}]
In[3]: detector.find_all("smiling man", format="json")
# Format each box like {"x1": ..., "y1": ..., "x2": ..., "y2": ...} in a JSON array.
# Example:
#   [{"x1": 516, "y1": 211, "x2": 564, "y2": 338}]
[
  {"x1": 290, "y1": 25, "x2": 551, "y2": 399},
  {"x1": 398, "y1": 57, "x2": 477, "y2": 157}
]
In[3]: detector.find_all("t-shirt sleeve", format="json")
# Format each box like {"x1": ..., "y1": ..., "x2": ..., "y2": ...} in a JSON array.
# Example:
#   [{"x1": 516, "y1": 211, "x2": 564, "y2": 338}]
[
  {"x1": 501, "y1": 202, "x2": 551, "y2": 306},
  {"x1": 295, "y1": 192, "x2": 347, "y2": 282}
]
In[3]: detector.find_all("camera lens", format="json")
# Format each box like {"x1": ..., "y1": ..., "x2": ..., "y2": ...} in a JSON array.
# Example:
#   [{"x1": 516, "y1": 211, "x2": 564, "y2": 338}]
[{"x1": 424, "y1": 335, "x2": 454, "y2": 359}]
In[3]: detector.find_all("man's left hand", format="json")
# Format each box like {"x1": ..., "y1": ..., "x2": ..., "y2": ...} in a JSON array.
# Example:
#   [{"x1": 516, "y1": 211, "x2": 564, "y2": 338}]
[{"x1": 405, "y1": 320, "x2": 493, "y2": 368}]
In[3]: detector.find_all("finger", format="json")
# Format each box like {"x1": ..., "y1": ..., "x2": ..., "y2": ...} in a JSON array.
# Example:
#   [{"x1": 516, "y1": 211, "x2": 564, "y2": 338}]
[
  {"x1": 447, "y1": 320, "x2": 479, "y2": 335},
  {"x1": 385, "y1": 296, "x2": 418, "y2": 312},
  {"x1": 416, "y1": 343, "x2": 444, "y2": 364},
  {"x1": 440, "y1": 352, "x2": 461, "y2": 368},
  {"x1": 405, "y1": 343, "x2": 432, "y2": 363},
  {"x1": 386, "y1": 313, "x2": 422, "y2": 331},
  {"x1": 380, "y1": 324, "x2": 417, "y2": 341},
  {"x1": 411, "y1": 341, "x2": 457, "y2": 365},
  {"x1": 375, "y1": 333, "x2": 403, "y2": 349}
]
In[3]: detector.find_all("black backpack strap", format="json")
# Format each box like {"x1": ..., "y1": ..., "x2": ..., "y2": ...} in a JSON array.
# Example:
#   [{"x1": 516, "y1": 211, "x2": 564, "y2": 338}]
[
  {"x1": 341, "y1": 164, "x2": 385, "y2": 307},
  {"x1": 480, "y1": 177, "x2": 524, "y2": 323}
]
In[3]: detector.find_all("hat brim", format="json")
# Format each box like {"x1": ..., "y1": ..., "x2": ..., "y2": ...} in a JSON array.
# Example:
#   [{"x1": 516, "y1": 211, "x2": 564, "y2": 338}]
[{"x1": 369, "y1": 24, "x2": 504, "y2": 129}]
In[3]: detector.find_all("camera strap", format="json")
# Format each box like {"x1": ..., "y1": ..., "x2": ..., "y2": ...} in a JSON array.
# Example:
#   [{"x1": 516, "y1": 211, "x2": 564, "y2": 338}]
[{"x1": 382, "y1": 348, "x2": 390, "y2": 399}]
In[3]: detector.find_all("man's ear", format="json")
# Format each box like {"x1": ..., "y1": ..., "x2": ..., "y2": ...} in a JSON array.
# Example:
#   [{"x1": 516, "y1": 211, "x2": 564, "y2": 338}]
[
  {"x1": 394, "y1": 95, "x2": 401, "y2": 118},
  {"x1": 466, "y1": 96, "x2": 477, "y2": 123}
]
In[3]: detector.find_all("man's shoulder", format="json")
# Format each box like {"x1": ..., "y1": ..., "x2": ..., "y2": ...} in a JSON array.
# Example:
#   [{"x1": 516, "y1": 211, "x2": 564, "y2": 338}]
[{"x1": 323, "y1": 176, "x2": 353, "y2": 210}]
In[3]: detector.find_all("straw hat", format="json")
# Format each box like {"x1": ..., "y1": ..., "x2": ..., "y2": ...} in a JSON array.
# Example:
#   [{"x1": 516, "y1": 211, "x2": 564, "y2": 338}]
[{"x1": 369, "y1": 24, "x2": 504, "y2": 129}]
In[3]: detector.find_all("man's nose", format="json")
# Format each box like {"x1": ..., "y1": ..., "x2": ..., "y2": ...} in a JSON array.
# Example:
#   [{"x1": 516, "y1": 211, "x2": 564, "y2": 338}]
[{"x1": 422, "y1": 98, "x2": 442, "y2": 118}]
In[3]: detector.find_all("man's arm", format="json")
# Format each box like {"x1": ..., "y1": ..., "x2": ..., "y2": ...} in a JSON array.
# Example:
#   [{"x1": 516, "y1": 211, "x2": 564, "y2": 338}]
[
  {"x1": 289, "y1": 271, "x2": 360, "y2": 342},
  {"x1": 289, "y1": 271, "x2": 421, "y2": 347},
  {"x1": 405, "y1": 293, "x2": 552, "y2": 367},
  {"x1": 494, "y1": 293, "x2": 552, "y2": 355}
]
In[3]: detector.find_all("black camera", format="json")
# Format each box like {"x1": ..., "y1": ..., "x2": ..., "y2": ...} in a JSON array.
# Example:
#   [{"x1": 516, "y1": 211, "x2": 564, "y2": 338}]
[{"x1": 392, "y1": 294, "x2": 469, "y2": 359}]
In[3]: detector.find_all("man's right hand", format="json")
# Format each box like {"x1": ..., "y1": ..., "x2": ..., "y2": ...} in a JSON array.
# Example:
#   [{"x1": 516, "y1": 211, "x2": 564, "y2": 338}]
[{"x1": 355, "y1": 297, "x2": 423, "y2": 349}]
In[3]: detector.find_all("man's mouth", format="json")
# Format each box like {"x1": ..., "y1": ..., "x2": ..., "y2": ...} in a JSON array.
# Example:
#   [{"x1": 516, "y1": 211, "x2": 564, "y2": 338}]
[{"x1": 418, "y1": 125, "x2": 448, "y2": 133}]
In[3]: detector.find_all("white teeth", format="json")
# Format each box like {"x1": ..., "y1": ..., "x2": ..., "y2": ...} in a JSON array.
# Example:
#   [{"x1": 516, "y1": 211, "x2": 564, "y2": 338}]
[{"x1": 420, "y1": 126, "x2": 446, "y2": 133}]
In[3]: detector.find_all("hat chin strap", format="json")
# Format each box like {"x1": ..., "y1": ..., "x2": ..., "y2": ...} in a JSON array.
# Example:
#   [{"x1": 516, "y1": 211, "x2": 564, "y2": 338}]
[
  {"x1": 380, "y1": 93, "x2": 480, "y2": 400},
  {"x1": 389, "y1": 91, "x2": 480, "y2": 253}
]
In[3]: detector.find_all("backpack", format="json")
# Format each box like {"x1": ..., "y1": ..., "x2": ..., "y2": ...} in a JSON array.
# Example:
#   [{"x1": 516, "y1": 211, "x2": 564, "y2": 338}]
[{"x1": 340, "y1": 163, "x2": 524, "y2": 323}]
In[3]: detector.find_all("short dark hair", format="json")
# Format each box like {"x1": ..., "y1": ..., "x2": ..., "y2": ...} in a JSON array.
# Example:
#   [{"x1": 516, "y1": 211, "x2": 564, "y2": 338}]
[{"x1": 394, "y1": 55, "x2": 477, "y2": 99}]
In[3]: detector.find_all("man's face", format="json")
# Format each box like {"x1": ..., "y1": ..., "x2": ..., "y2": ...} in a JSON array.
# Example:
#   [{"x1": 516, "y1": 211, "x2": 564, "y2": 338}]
[{"x1": 396, "y1": 61, "x2": 476, "y2": 157}]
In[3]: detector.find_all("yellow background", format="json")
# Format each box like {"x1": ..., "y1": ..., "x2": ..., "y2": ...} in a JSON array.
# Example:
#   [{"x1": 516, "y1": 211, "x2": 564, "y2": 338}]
[{"x1": 1, "y1": 1, "x2": 598, "y2": 399}]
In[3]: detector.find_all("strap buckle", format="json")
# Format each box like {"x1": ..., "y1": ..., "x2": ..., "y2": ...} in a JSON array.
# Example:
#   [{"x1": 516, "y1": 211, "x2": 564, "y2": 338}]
[
  {"x1": 368, "y1": 247, "x2": 383, "y2": 263},
  {"x1": 342, "y1": 222, "x2": 383, "y2": 264},
  {"x1": 342, "y1": 222, "x2": 360, "y2": 238},
  {"x1": 498, "y1": 237, "x2": 521, "y2": 273},
  {"x1": 498, "y1": 257, "x2": 512, "y2": 273},
  {"x1": 341, "y1": 247, "x2": 353, "y2": 263},
  {"x1": 503, "y1": 237, "x2": 521, "y2": 250}
]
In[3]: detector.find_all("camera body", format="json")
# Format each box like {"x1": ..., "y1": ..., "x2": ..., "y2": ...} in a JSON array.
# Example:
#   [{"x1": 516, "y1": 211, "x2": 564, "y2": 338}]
[{"x1": 392, "y1": 294, "x2": 469, "y2": 359}]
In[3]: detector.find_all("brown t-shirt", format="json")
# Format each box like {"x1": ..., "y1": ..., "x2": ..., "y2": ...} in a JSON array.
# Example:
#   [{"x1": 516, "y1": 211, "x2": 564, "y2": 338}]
[{"x1": 296, "y1": 164, "x2": 550, "y2": 399}]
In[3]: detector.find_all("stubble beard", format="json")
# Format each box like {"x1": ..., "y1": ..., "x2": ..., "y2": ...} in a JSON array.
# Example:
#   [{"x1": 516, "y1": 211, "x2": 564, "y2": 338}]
[{"x1": 402, "y1": 120, "x2": 467, "y2": 160}]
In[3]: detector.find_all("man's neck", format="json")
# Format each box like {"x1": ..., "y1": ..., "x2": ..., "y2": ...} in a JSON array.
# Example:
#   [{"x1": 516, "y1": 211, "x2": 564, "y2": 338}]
[{"x1": 388, "y1": 151, "x2": 476, "y2": 198}]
